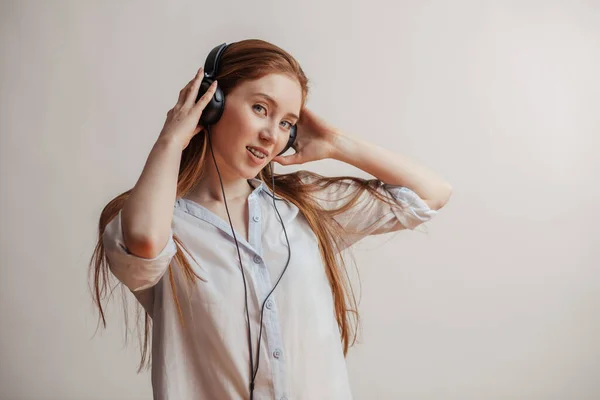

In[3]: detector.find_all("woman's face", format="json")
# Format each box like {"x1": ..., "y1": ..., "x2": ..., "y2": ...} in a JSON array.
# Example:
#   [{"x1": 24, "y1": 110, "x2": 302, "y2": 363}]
[{"x1": 209, "y1": 73, "x2": 303, "y2": 179}]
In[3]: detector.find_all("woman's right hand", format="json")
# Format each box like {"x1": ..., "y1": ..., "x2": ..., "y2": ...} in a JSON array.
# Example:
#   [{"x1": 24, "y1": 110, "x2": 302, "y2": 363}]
[{"x1": 158, "y1": 67, "x2": 218, "y2": 150}]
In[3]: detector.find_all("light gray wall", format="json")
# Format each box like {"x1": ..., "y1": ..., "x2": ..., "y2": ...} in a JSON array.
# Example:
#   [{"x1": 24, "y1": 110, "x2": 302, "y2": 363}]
[{"x1": 1, "y1": 0, "x2": 598, "y2": 399}]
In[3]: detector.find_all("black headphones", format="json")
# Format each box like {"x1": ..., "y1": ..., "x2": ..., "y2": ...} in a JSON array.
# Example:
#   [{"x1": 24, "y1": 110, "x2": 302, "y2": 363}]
[
  {"x1": 195, "y1": 42, "x2": 297, "y2": 157},
  {"x1": 196, "y1": 42, "x2": 294, "y2": 400}
]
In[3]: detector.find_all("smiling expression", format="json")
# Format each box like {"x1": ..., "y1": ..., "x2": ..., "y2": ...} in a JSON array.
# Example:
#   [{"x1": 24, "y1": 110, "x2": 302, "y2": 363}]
[{"x1": 207, "y1": 73, "x2": 303, "y2": 178}]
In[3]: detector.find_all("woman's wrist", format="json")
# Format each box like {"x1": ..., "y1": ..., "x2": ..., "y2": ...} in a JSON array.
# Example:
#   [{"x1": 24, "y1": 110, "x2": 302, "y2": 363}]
[{"x1": 155, "y1": 132, "x2": 186, "y2": 153}]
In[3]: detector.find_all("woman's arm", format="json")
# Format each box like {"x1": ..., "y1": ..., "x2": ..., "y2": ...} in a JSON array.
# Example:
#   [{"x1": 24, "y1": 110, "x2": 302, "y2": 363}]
[
  {"x1": 330, "y1": 132, "x2": 453, "y2": 211},
  {"x1": 121, "y1": 137, "x2": 183, "y2": 259},
  {"x1": 273, "y1": 107, "x2": 452, "y2": 210},
  {"x1": 121, "y1": 67, "x2": 218, "y2": 258}
]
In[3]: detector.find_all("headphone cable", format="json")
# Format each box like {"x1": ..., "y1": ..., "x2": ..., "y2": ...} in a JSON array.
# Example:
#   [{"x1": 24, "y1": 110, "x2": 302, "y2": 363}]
[{"x1": 207, "y1": 126, "x2": 292, "y2": 400}]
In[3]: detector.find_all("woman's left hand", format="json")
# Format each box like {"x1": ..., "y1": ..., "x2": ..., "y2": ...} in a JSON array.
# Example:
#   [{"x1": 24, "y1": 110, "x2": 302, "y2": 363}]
[{"x1": 272, "y1": 107, "x2": 341, "y2": 165}]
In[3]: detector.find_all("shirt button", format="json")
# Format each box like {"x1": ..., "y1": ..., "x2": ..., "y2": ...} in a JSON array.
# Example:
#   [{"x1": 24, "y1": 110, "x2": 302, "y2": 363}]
[
  {"x1": 273, "y1": 349, "x2": 282, "y2": 359},
  {"x1": 266, "y1": 299, "x2": 274, "y2": 310},
  {"x1": 253, "y1": 215, "x2": 260, "y2": 222},
  {"x1": 253, "y1": 255, "x2": 262, "y2": 264}
]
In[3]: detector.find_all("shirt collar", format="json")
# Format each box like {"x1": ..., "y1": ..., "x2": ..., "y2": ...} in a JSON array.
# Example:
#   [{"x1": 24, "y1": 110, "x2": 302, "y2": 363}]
[{"x1": 247, "y1": 177, "x2": 281, "y2": 199}]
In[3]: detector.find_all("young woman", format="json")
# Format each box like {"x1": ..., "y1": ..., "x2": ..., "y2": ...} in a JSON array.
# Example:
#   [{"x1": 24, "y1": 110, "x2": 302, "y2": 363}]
[{"x1": 90, "y1": 39, "x2": 451, "y2": 400}]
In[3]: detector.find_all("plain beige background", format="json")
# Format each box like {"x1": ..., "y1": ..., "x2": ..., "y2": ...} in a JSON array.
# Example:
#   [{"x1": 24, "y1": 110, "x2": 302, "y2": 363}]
[{"x1": 1, "y1": 0, "x2": 599, "y2": 399}]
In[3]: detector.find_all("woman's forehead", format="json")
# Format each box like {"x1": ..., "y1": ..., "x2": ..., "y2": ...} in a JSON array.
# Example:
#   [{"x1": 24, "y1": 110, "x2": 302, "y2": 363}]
[{"x1": 236, "y1": 74, "x2": 303, "y2": 110}]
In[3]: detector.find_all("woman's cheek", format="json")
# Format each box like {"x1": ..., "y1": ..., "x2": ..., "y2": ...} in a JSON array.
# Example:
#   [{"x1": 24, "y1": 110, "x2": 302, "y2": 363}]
[{"x1": 237, "y1": 108, "x2": 257, "y2": 129}]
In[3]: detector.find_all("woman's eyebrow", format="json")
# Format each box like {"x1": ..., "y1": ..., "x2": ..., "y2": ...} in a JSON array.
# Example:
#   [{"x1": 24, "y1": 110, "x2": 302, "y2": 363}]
[{"x1": 254, "y1": 92, "x2": 299, "y2": 120}]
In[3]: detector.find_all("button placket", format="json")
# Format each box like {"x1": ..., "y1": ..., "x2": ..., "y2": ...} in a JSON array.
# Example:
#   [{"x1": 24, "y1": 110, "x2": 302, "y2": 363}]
[
  {"x1": 248, "y1": 191, "x2": 287, "y2": 399},
  {"x1": 247, "y1": 195, "x2": 262, "y2": 252},
  {"x1": 265, "y1": 299, "x2": 274, "y2": 310}
]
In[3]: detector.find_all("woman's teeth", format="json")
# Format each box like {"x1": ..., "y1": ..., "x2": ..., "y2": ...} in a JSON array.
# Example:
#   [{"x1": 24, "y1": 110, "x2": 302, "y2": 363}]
[{"x1": 247, "y1": 147, "x2": 266, "y2": 159}]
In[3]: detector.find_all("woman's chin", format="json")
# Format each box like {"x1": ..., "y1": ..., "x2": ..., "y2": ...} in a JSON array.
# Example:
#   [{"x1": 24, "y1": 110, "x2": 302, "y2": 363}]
[{"x1": 238, "y1": 164, "x2": 266, "y2": 180}]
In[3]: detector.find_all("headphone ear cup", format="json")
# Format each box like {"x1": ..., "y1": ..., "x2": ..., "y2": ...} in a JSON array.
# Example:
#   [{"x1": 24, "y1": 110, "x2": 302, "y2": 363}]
[
  {"x1": 277, "y1": 124, "x2": 297, "y2": 156},
  {"x1": 197, "y1": 79, "x2": 225, "y2": 126}
]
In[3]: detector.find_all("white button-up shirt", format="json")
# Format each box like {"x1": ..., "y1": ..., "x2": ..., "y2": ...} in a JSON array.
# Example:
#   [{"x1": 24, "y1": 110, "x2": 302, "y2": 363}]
[{"x1": 102, "y1": 172, "x2": 438, "y2": 400}]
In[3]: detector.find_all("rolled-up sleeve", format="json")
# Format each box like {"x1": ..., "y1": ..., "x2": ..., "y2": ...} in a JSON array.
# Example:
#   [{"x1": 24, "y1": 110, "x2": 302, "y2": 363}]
[
  {"x1": 384, "y1": 184, "x2": 438, "y2": 230},
  {"x1": 299, "y1": 172, "x2": 438, "y2": 251},
  {"x1": 102, "y1": 210, "x2": 177, "y2": 292}
]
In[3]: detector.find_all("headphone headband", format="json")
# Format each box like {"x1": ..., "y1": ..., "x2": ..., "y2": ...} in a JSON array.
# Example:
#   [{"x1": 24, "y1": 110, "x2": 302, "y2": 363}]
[{"x1": 203, "y1": 43, "x2": 229, "y2": 79}]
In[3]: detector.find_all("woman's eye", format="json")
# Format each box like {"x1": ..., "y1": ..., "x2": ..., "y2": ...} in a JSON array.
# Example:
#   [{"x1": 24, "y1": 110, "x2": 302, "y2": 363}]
[
  {"x1": 253, "y1": 104, "x2": 292, "y2": 130},
  {"x1": 253, "y1": 104, "x2": 266, "y2": 114}
]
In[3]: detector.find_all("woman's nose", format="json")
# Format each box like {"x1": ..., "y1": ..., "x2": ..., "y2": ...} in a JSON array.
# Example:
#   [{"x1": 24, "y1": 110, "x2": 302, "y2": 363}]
[{"x1": 259, "y1": 127, "x2": 276, "y2": 143}]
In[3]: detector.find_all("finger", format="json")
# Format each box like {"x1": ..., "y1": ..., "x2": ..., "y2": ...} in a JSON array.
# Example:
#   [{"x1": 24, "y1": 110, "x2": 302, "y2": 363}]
[
  {"x1": 192, "y1": 125, "x2": 203, "y2": 136},
  {"x1": 192, "y1": 80, "x2": 218, "y2": 115},
  {"x1": 183, "y1": 67, "x2": 205, "y2": 108},
  {"x1": 273, "y1": 153, "x2": 300, "y2": 165},
  {"x1": 176, "y1": 67, "x2": 204, "y2": 107}
]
